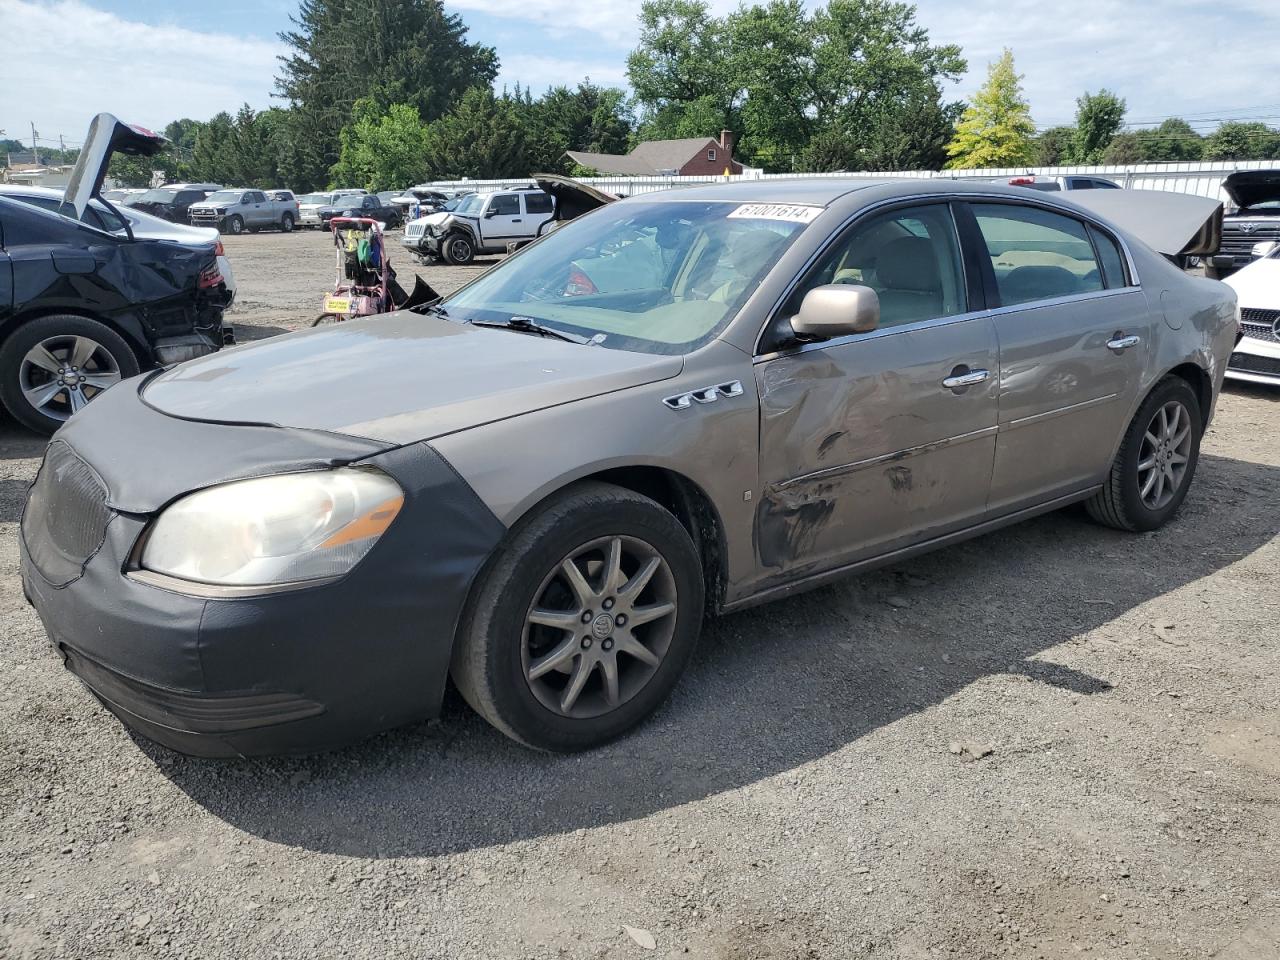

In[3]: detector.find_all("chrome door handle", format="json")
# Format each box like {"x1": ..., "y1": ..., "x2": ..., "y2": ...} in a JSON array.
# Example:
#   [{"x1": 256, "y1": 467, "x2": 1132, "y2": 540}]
[
  {"x1": 942, "y1": 369, "x2": 990, "y2": 390},
  {"x1": 1107, "y1": 334, "x2": 1141, "y2": 350}
]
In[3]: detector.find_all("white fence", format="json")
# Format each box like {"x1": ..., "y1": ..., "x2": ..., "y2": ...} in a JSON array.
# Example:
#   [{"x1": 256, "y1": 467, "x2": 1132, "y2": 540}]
[{"x1": 425, "y1": 159, "x2": 1278, "y2": 205}]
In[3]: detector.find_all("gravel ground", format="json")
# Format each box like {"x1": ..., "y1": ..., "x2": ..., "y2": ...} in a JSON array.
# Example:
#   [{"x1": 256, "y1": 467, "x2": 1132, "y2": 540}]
[{"x1": 1, "y1": 230, "x2": 1279, "y2": 959}]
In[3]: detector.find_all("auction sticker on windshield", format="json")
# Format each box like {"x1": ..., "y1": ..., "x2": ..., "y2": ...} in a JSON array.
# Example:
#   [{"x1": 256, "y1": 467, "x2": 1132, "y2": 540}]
[{"x1": 727, "y1": 203, "x2": 822, "y2": 224}]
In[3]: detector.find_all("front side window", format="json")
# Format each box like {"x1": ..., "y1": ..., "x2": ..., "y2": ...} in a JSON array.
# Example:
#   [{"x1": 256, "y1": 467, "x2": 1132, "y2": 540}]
[
  {"x1": 970, "y1": 203, "x2": 1104, "y2": 306},
  {"x1": 445, "y1": 200, "x2": 809, "y2": 354},
  {"x1": 489, "y1": 194, "x2": 520, "y2": 216},
  {"x1": 781, "y1": 203, "x2": 967, "y2": 330}
]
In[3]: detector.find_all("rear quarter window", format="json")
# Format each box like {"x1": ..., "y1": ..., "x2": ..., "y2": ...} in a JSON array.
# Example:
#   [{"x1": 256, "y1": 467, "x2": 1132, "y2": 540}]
[
  {"x1": 1088, "y1": 225, "x2": 1130, "y2": 287},
  {"x1": 524, "y1": 193, "x2": 553, "y2": 215}
]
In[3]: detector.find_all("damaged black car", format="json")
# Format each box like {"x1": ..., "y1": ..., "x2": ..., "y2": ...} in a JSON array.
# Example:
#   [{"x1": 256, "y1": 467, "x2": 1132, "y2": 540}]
[{"x1": 0, "y1": 114, "x2": 231, "y2": 434}]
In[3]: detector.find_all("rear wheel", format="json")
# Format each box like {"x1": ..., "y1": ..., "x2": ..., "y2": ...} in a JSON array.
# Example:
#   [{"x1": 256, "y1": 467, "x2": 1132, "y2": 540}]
[
  {"x1": 451, "y1": 482, "x2": 704, "y2": 751},
  {"x1": 1085, "y1": 376, "x2": 1202, "y2": 532},
  {"x1": 281, "y1": 213, "x2": 295, "y2": 233},
  {"x1": 442, "y1": 232, "x2": 475, "y2": 265},
  {"x1": 0, "y1": 315, "x2": 139, "y2": 435}
]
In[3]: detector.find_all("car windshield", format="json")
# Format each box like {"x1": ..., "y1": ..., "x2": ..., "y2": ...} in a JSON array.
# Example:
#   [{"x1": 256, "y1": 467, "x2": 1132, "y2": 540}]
[
  {"x1": 139, "y1": 189, "x2": 178, "y2": 203},
  {"x1": 453, "y1": 194, "x2": 485, "y2": 217},
  {"x1": 300, "y1": 193, "x2": 333, "y2": 204},
  {"x1": 441, "y1": 197, "x2": 465, "y2": 211},
  {"x1": 1243, "y1": 200, "x2": 1280, "y2": 211},
  {"x1": 204, "y1": 191, "x2": 244, "y2": 204},
  {"x1": 443, "y1": 200, "x2": 811, "y2": 354}
]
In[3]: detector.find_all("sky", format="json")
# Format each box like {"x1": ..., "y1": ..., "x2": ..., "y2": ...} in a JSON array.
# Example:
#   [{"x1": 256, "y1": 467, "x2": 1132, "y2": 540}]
[{"x1": 2, "y1": 0, "x2": 1279, "y2": 153}]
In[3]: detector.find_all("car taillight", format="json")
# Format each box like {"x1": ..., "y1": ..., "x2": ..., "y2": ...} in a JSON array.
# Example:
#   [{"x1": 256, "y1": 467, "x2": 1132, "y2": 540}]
[
  {"x1": 564, "y1": 265, "x2": 599, "y2": 297},
  {"x1": 214, "y1": 240, "x2": 225, "y2": 257},
  {"x1": 198, "y1": 265, "x2": 223, "y2": 290}
]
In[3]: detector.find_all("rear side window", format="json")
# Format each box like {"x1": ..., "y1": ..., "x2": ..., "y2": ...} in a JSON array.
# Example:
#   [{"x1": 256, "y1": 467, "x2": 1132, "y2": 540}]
[
  {"x1": 490, "y1": 194, "x2": 520, "y2": 216},
  {"x1": 970, "y1": 203, "x2": 1104, "y2": 306},
  {"x1": 1088, "y1": 225, "x2": 1129, "y2": 287},
  {"x1": 524, "y1": 193, "x2": 553, "y2": 215}
]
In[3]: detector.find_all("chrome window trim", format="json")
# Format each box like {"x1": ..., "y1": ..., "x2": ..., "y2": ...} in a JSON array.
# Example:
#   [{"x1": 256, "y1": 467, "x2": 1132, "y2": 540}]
[{"x1": 752, "y1": 189, "x2": 1143, "y2": 357}]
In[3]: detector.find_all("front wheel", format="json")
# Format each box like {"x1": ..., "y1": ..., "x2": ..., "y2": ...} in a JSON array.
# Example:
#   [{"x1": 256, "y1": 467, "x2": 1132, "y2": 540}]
[
  {"x1": 1086, "y1": 376, "x2": 1203, "y2": 532},
  {"x1": 0, "y1": 315, "x2": 140, "y2": 435},
  {"x1": 226, "y1": 215, "x2": 244, "y2": 236},
  {"x1": 442, "y1": 233, "x2": 475, "y2": 265},
  {"x1": 451, "y1": 482, "x2": 704, "y2": 751}
]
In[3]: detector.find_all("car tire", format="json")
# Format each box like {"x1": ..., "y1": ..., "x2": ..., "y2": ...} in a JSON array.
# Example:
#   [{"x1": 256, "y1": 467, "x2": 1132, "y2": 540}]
[
  {"x1": 281, "y1": 213, "x2": 295, "y2": 233},
  {"x1": 0, "y1": 315, "x2": 140, "y2": 436},
  {"x1": 451, "y1": 481, "x2": 704, "y2": 752},
  {"x1": 1085, "y1": 376, "x2": 1203, "y2": 532},
  {"x1": 226, "y1": 215, "x2": 245, "y2": 236},
  {"x1": 442, "y1": 233, "x2": 475, "y2": 265}
]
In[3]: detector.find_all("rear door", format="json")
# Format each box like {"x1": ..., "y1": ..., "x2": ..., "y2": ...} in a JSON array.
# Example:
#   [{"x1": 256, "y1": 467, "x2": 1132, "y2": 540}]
[
  {"x1": 961, "y1": 200, "x2": 1151, "y2": 512},
  {"x1": 522, "y1": 192, "x2": 555, "y2": 237},
  {"x1": 754, "y1": 201, "x2": 999, "y2": 575}
]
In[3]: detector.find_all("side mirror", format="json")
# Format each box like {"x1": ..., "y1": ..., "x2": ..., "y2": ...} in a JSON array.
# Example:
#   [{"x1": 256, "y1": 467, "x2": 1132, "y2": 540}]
[
  {"x1": 1252, "y1": 240, "x2": 1278, "y2": 259},
  {"x1": 790, "y1": 284, "x2": 880, "y2": 341},
  {"x1": 484, "y1": 208, "x2": 498, "y2": 218}
]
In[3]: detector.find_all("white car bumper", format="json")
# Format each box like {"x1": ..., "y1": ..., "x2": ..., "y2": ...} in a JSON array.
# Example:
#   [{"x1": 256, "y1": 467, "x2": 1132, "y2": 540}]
[{"x1": 1226, "y1": 330, "x2": 1280, "y2": 385}]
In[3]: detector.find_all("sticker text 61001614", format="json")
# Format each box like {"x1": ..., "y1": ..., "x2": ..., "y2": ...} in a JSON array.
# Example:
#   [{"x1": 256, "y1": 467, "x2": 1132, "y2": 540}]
[{"x1": 727, "y1": 203, "x2": 823, "y2": 224}]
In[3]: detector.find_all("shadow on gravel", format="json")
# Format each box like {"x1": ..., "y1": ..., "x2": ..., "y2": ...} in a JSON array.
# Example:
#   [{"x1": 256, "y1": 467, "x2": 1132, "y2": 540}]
[
  {"x1": 0, "y1": 477, "x2": 32, "y2": 522},
  {"x1": 0, "y1": 423, "x2": 47, "y2": 461},
  {"x1": 145, "y1": 452, "x2": 1280, "y2": 858}
]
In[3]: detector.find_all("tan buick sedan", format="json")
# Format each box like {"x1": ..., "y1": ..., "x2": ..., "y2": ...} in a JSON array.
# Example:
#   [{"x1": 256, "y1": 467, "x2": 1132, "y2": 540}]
[{"x1": 21, "y1": 178, "x2": 1236, "y2": 757}]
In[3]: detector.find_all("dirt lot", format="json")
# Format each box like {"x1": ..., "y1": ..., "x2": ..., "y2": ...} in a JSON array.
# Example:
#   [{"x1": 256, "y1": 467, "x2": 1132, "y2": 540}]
[{"x1": 1, "y1": 229, "x2": 1278, "y2": 959}]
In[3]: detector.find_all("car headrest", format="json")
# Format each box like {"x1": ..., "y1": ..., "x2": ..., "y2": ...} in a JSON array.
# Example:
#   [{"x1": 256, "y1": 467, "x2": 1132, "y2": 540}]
[
  {"x1": 877, "y1": 236, "x2": 941, "y2": 292},
  {"x1": 1000, "y1": 265, "x2": 1080, "y2": 301}
]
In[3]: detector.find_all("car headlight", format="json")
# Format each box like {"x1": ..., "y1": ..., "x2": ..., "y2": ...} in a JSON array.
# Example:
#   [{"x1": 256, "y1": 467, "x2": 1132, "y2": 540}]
[{"x1": 140, "y1": 468, "x2": 403, "y2": 589}]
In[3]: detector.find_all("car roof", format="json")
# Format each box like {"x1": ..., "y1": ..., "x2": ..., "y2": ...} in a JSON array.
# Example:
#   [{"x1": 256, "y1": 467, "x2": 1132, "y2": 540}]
[{"x1": 621, "y1": 177, "x2": 1083, "y2": 206}]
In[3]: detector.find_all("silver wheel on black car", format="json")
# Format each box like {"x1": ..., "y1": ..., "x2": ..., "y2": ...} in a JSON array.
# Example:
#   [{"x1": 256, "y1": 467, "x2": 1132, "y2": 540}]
[
  {"x1": 0, "y1": 314, "x2": 140, "y2": 435},
  {"x1": 452, "y1": 481, "x2": 703, "y2": 751}
]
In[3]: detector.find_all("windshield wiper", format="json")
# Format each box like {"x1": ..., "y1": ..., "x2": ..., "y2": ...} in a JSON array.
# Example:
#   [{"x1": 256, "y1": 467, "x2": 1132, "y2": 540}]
[{"x1": 468, "y1": 316, "x2": 594, "y2": 345}]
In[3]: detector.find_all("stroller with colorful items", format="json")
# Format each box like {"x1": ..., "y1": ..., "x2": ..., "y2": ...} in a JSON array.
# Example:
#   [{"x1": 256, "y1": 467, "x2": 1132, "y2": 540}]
[{"x1": 316, "y1": 217, "x2": 437, "y2": 325}]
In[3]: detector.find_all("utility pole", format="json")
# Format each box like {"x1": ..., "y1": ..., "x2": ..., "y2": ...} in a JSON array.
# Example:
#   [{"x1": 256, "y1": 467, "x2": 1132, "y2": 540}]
[{"x1": 31, "y1": 122, "x2": 40, "y2": 164}]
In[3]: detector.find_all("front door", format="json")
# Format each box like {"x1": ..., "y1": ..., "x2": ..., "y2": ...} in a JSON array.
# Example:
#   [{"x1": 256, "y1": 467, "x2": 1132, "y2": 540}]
[
  {"x1": 754, "y1": 201, "x2": 999, "y2": 579},
  {"x1": 963, "y1": 201, "x2": 1151, "y2": 512},
  {"x1": 480, "y1": 193, "x2": 524, "y2": 246}
]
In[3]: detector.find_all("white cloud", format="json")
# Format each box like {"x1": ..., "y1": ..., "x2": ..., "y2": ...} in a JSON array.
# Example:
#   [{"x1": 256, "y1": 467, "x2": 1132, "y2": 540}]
[{"x1": 0, "y1": 0, "x2": 285, "y2": 146}]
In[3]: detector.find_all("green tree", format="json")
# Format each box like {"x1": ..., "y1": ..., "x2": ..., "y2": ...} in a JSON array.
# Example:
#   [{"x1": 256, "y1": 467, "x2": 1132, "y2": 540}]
[
  {"x1": 276, "y1": 0, "x2": 498, "y2": 189},
  {"x1": 1033, "y1": 126, "x2": 1075, "y2": 166},
  {"x1": 1102, "y1": 132, "x2": 1143, "y2": 165},
  {"x1": 1071, "y1": 89, "x2": 1125, "y2": 163},
  {"x1": 627, "y1": 0, "x2": 964, "y2": 172},
  {"x1": 522, "y1": 81, "x2": 634, "y2": 172},
  {"x1": 944, "y1": 49, "x2": 1035, "y2": 169},
  {"x1": 1136, "y1": 118, "x2": 1202, "y2": 162},
  {"x1": 1202, "y1": 121, "x2": 1280, "y2": 161},
  {"x1": 423, "y1": 87, "x2": 531, "y2": 180},
  {"x1": 331, "y1": 100, "x2": 432, "y2": 190}
]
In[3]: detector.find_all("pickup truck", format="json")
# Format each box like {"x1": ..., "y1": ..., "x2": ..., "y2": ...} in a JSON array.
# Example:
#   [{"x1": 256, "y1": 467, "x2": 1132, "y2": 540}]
[
  {"x1": 188, "y1": 189, "x2": 301, "y2": 235},
  {"x1": 402, "y1": 188, "x2": 554, "y2": 264}
]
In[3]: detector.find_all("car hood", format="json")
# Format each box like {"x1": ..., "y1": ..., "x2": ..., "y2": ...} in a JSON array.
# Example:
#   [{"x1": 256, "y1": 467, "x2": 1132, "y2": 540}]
[
  {"x1": 63, "y1": 113, "x2": 166, "y2": 220},
  {"x1": 142, "y1": 312, "x2": 685, "y2": 445},
  {"x1": 1223, "y1": 254, "x2": 1280, "y2": 308},
  {"x1": 1223, "y1": 171, "x2": 1280, "y2": 211}
]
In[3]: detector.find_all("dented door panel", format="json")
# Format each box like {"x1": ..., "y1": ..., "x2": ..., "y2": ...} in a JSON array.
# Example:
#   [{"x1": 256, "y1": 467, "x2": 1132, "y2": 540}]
[{"x1": 753, "y1": 317, "x2": 999, "y2": 580}]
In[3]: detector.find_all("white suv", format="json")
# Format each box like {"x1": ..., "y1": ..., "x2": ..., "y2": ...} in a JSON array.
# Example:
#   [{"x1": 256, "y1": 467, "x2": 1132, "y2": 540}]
[{"x1": 402, "y1": 188, "x2": 555, "y2": 264}]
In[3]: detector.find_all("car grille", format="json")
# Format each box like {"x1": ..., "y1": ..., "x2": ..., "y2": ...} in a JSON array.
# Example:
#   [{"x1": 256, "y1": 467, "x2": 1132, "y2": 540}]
[
  {"x1": 1240, "y1": 308, "x2": 1280, "y2": 344},
  {"x1": 405, "y1": 222, "x2": 425, "y2": 238},
  {"x1": 1229, "y1": 352, "x2": 1280, "y2": 378},
  {"x1": 1221, "y1": 221, "x2": 1280, "y2": 258},
  {"x1": 20, "y1": 441, "x2": 113, "y2": 587}
]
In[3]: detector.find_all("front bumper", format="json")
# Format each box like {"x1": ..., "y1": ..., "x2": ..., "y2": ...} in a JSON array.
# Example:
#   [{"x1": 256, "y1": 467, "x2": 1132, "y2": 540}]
[
  {"x1": 19, "y1": 386, "x2": 506, "y2": 757},
  {"x1": 189, "y1": 212, "x2": 224, "y2": 227},
  {"x1": 1226, "y1": 333, "x2": 1280, "y2": 385}
]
